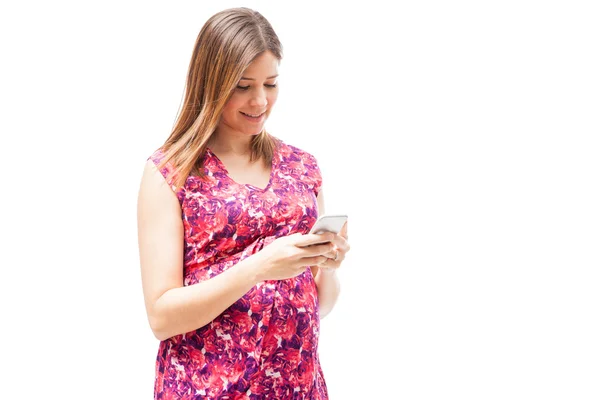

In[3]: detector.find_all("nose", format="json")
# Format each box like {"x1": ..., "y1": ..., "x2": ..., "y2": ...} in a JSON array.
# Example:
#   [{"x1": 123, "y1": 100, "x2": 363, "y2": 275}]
[{"x1": 249, "y1": 87, "x2": 268, "y2": 108}]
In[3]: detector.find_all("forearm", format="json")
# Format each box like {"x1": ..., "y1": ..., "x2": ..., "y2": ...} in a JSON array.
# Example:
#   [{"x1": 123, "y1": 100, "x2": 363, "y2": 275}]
[
  {"x1": 150, "y1": 255, "x2": 262, "y2": 341},
  {"x1": 314, "y1": 269, "x2": 340, "y2": 318}
]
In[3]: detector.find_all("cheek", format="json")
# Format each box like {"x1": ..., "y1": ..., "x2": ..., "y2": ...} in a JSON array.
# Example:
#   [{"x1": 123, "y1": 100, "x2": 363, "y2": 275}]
[
  {"x1": 222, "y1": 96, "x2": 243, "y2": 115},
  {"x1": 268, "y1": 91, "x2": 279, "y2": 107}
]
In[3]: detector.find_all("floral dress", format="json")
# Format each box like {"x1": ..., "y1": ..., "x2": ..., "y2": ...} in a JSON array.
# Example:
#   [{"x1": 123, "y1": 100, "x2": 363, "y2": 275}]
[{"x1": 148, "y1": 138, "x2": 328, "y2": 399}]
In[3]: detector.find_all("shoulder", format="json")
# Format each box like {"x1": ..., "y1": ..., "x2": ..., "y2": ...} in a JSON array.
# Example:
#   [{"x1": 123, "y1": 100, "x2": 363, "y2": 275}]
[
  {"x1": 147, "y1": 147, "x2": 167, "y2": 167},
  {"x1": 143, "y1": 147, "x2": 185, "y2": 201},
  {"x1": 147, "y1": 146, "x2": 183, "y2": 177},
  {"x1": 276, "y1": 139, "x2": 323, "y2": 194},
  {"x1": 146, "y1": 147, "x2": 173, "y2": 181},
  {"x1": 276, "y1": 139, "x2": 320, "y2": 168}
]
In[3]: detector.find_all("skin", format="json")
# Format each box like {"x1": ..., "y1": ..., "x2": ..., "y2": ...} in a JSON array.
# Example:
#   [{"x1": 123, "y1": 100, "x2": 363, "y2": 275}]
[{"x1": 137, "y1": 50, "x2": 350, "y2": 341}]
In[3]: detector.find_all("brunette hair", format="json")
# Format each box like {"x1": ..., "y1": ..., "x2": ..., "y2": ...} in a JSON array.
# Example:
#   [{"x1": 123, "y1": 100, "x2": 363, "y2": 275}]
[{"x1": 157, "y1": 7, "x2": 282, "y2": 189}]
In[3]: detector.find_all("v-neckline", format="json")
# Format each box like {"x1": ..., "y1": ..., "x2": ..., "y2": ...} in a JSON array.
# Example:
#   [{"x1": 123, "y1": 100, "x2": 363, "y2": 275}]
[{"x1": 206, "y1": 147, "x2": 277, "y2": 192}]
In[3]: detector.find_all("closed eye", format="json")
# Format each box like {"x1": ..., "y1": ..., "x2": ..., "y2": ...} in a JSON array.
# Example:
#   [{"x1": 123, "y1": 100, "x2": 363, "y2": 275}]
[{"x1": 236, "y1": 84, "x2": 278, "y2": 91}]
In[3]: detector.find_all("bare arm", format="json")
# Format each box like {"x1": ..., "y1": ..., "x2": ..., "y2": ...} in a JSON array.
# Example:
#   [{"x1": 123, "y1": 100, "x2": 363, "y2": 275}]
[
  {"x1": 137, "y1": 161, "x2": 333, "y2": 340},
  {"x1": 137, "y1": 160, "x2": 267, "y2": 340}
]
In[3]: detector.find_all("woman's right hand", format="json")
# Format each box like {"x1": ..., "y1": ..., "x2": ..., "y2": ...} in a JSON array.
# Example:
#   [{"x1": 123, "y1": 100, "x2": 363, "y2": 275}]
[{"x1": 253, "y1": 232, "x2": 336, "y2": 281}]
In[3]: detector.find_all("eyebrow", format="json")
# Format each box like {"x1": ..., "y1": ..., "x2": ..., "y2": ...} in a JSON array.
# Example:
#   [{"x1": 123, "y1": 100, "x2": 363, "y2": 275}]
[{"x1": 240, "y1": 74, "x2": 279, "y2": 80}]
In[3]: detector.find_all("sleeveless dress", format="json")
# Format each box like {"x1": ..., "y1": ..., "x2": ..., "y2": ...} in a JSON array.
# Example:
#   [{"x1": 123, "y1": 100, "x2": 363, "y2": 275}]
[{"x1": 148, "y1": 138, "x2": 328, "y2": 399}]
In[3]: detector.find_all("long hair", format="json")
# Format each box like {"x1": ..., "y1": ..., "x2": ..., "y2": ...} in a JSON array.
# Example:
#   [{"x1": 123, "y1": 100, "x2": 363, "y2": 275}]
[{"x1": 157, "y1": 7, "x2": 283, "y2": 189}]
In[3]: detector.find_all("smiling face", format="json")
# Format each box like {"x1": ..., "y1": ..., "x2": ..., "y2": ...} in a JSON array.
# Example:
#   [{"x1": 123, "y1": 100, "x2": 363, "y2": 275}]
[{"x1": 216, "y1": 51, "x2": 280, "y2": 138}]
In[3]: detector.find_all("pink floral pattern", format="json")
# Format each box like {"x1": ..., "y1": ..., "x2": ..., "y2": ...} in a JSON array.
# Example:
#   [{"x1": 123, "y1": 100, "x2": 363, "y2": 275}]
[{"x1": 148, "y1": 138, "x2": 327, "y2": 399}]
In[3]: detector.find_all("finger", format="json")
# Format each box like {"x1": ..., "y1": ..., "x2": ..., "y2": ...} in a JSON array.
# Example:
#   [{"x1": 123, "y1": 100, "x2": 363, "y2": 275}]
[
  {"x1": 339, "y1": 221, "x2": 348, "y2": 240},
  {"x1": 299, "y1": 255, "x2": 328, "y2": 267},
  {"x1": 300, "y1": 242, "x2": 334, "y2": 257},
  {"x1": 294, "y1": 232, "x2": 335, "y2": 247},
  {"x1": 330, "y1": 235, "x2": 350, "y2": 253},
  {"x1": 330, "y1": 243, "x2": 349, "y2": 262},
  {"x1": 325, "y1": 249, "x2": 338, "y2": 260},
  {"x1": 318, "y1": 258, "x2": 340, "y2": 270}
]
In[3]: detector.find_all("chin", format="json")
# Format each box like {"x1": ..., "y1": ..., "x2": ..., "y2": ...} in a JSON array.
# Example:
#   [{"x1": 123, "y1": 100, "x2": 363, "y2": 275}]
[{"x1": 246, "y1": 127, "x2": 265, "y2": 136}]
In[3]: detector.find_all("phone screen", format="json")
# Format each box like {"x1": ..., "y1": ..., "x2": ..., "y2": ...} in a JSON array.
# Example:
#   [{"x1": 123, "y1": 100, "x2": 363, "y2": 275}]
[{"x1": 309, "y1": 215, "x2": 348, "y2": 235}]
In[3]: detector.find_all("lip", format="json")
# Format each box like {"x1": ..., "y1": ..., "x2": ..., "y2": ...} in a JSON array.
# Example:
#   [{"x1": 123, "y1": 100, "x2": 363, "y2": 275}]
[{"x1": 240, "y1": 111, "x2": 266, "y2": 123}]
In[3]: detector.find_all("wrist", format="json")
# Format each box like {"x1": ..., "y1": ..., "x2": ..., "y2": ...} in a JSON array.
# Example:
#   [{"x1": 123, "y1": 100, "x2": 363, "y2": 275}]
[{"x1": 244, "y1": 251, "x2": 267, "y2": 284}]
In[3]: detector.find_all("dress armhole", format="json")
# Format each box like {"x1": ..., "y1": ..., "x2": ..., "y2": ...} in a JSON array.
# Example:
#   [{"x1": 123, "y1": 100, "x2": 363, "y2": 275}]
[
  {"x1": 148, "y1": 149, "x2": 185, "y2": 204},
  {"x1": 309, "y1": 154, "x2": 323, "y2": 198}
]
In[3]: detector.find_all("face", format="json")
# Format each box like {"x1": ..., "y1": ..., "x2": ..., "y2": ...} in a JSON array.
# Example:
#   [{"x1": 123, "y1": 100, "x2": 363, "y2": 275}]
[{"x1": 217, "y1": 51, "x2": 280, "y2": 137}]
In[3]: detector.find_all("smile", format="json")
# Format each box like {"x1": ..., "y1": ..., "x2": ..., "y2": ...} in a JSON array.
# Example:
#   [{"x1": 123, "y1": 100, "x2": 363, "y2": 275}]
[{"x1": 240, "y1": 111, "x2": 265, "y2": 118}]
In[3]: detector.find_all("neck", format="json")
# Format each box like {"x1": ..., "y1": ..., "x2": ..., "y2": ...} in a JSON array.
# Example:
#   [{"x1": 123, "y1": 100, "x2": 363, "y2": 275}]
[{"x1": 208, "y1": 130, "x2": 255, "y2": 156}]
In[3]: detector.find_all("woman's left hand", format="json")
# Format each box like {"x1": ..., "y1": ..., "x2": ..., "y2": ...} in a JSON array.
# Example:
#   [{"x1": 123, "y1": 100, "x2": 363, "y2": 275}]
[{"x1": 319, "y1": 222, "x2": 350, "y2": 270}]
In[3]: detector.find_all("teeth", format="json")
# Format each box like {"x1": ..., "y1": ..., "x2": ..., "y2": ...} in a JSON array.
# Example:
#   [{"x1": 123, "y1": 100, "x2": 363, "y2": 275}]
[{"x1": 243, "y1": 112, "x2": 263, "y2": 118}]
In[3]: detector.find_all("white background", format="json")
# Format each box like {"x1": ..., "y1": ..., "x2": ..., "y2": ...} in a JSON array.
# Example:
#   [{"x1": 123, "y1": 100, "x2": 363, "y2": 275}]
[{"x1": 1, "y1": 1, "x2": 599, "y2": 399}]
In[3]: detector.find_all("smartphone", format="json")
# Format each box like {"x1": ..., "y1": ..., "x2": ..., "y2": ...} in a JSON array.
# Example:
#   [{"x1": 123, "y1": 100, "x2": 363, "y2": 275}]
[{"x1": 309, "y1": 214, "x2": 348, "y2": 235}]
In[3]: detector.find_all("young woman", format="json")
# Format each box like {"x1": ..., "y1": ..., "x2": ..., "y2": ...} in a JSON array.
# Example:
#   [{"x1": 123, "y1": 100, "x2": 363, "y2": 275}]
[{"x1": 137, "y1": 7, "x2": 350, "y2": 399}]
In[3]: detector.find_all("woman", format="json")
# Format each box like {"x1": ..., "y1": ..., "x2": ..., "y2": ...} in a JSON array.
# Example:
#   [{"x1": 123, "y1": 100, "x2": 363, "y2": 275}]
[{"x1": 137, "y1": 7, "x2": 350, "y2": 399}]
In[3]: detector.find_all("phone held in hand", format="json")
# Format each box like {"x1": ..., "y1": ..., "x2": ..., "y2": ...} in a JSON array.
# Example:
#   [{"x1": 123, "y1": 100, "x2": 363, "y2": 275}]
[{"x1": 309, "y1": 214, "x2": 348, "y2": 235}]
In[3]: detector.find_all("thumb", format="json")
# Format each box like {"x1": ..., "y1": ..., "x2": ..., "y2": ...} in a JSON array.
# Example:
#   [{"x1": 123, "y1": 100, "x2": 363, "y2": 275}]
[{"x1": 339, "y1": 221, "x2": 348, "y2": 239}]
